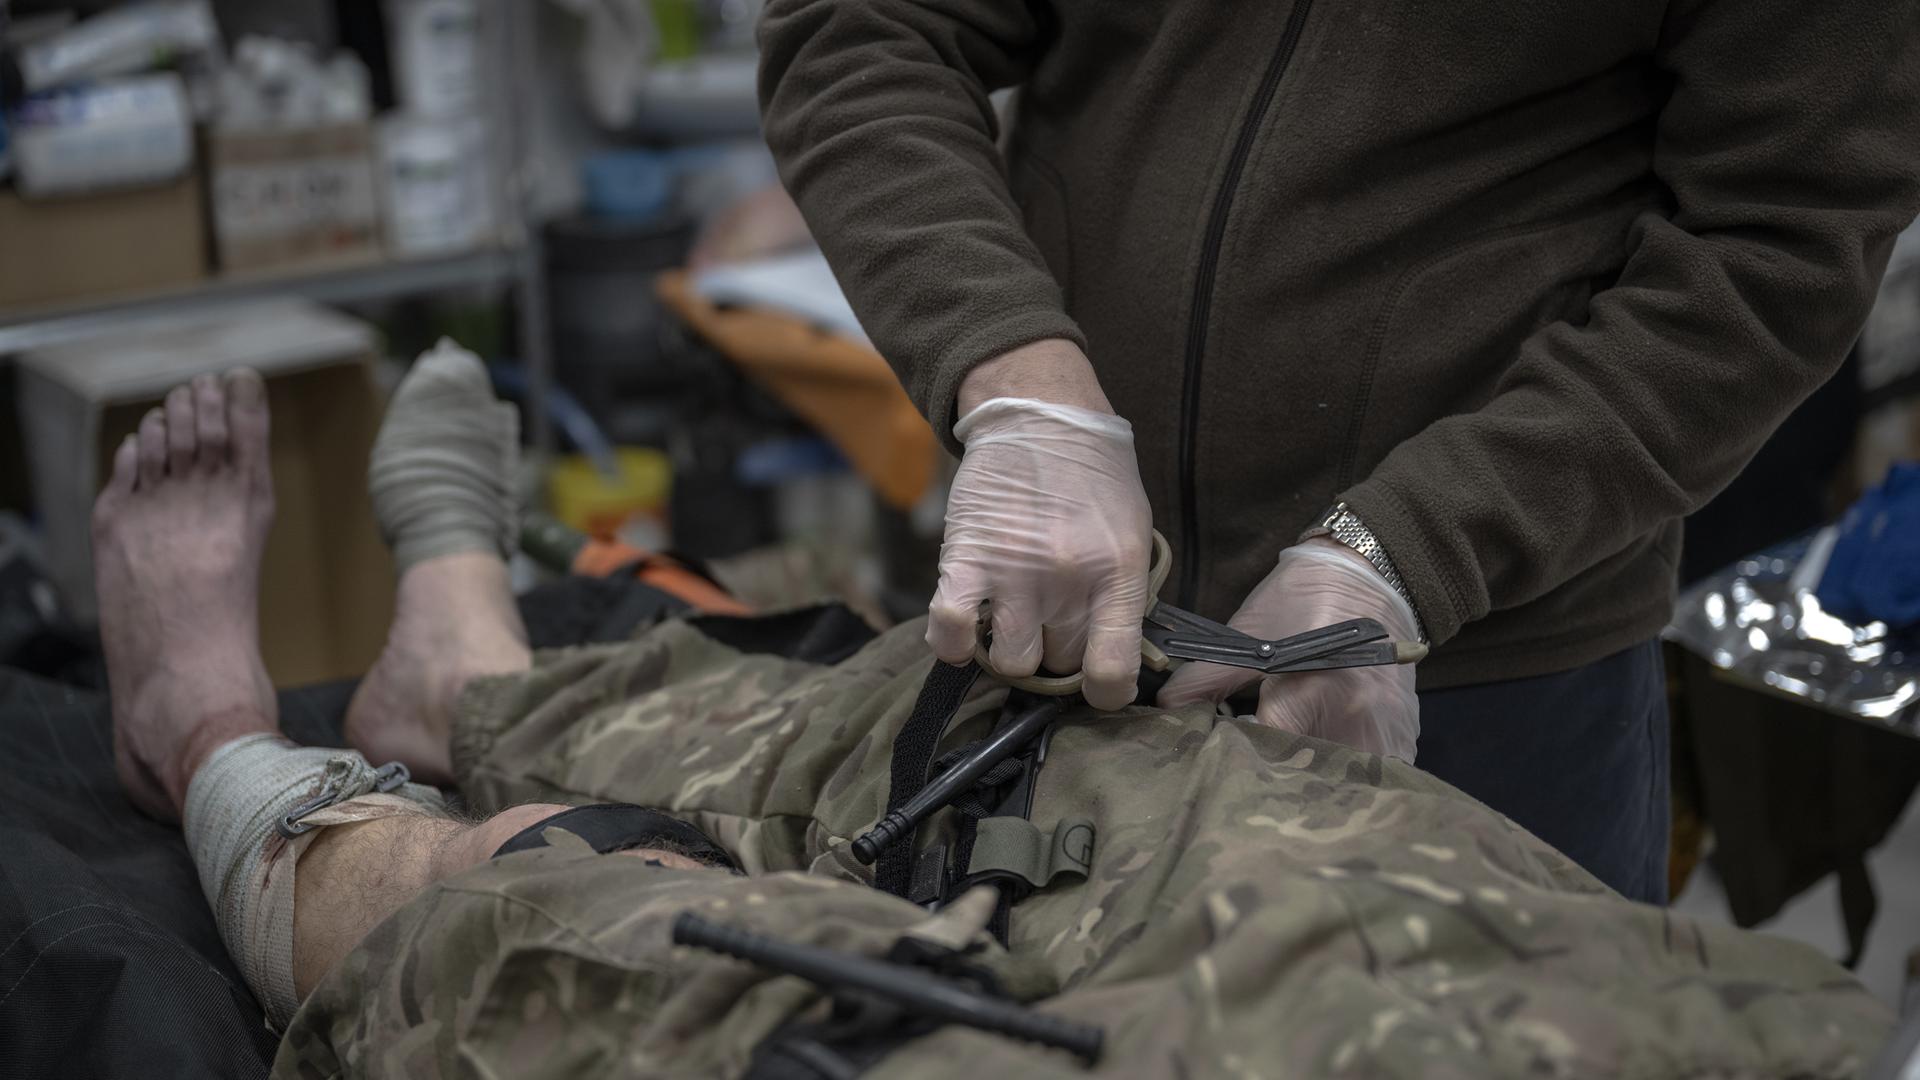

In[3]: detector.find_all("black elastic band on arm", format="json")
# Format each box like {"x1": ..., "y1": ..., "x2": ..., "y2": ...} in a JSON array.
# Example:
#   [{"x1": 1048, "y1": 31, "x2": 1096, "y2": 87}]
[{"x1": 493, "y1": 803, "x2": 741, "y2": 872}]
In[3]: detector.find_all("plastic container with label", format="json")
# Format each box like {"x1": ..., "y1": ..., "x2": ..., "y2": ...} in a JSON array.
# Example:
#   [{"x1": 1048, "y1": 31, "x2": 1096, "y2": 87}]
[
  {"x1": 376, "y1": 112, "x2": 495, "y2": 257},
  {"x1": 386, "y1": 0, "x2": 482, "y2": 119},
  {"x1": 11, "y1": 73, "x2": 193, "y2": 196},
  {"x1": 12, "y1": 0, "x2": 218, "y2": 95}
]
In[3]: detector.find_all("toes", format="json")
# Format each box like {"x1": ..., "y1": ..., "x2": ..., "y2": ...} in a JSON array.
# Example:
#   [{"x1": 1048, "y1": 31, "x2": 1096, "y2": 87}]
[
  {"x1": 93, "y1": 435, "x2": 138, "y2": 529},
  {"x1": 224, "y1": 368, "x2": 271, "y2": 480},
  {"x1": 137, "y1": 409, "x2": 168, "y2": 489},
  {"x1": 109, "y1": 434, "x2": 138, "y2": 496},
  {"x1": 165, "y1": 385, "x2": 197, "y2": 476},
  {"x1": 192, "y1": 375, "x2": 230, "y2": 467}
]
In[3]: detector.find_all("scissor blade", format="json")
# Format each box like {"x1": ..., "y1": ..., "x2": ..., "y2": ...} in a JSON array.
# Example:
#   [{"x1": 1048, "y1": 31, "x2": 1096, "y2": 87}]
[
  {"x1": 1142, "y1": 602, "x2": 1272, "y2": 670},
  {"x1": 1269, "y1": 639, "x2": 1406, "y2": 673},
  {"x1": 1250, "y1": 618, "x2": 1390, "y2": 672},
  {"x1": 1149, "y1": 633, "x2": 1274, "y2": 670},
  {"x1": 1143, "y1": 601, "x2": 1248, "y2": 643},
  {"x1": 1148, "y1": 615, "x2": 1389, "y2": 673}
]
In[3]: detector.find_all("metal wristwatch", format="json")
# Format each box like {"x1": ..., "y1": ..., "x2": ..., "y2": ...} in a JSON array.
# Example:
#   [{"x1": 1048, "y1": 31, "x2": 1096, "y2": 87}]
[{"x1": 1300, "y1": 502, "x2": 1429, "y2": 644}]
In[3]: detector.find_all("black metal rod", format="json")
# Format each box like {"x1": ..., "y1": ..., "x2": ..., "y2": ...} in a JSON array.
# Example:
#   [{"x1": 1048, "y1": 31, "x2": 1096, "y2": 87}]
[
  {"x1": 673, "y1": 912, "x2": 1103, "y2": 1064},
  {"x1": 851, "y1": 699, "x2": 1059, "y2": 865}
]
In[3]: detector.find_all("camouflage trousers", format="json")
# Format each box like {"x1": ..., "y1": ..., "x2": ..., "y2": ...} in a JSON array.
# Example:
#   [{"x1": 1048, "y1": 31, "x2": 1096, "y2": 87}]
[{"x1": 276, "y1": 619, "x2": 1890, "y2": 1079}]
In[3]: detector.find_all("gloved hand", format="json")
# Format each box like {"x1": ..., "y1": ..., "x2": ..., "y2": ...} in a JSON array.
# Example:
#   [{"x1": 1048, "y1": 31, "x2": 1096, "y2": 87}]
[
  {"x1": 1156, "y1": 539, "x2": 1422, "y2": 760},
  {"x1": 928, "y1": 396, "x2": 1153, "y2": 709}
]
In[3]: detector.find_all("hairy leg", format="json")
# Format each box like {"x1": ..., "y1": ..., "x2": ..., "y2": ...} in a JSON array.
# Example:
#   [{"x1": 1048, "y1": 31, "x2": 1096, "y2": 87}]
[
  {"x1": 308, "y1": 348, "x2": 557, "y2": 993},
  {"x1": 93, "y1": 376, "x2": 697, "y2": 1019},
  {"x1": 289, "y1": 803, "x2": 707, "y2": 996}
]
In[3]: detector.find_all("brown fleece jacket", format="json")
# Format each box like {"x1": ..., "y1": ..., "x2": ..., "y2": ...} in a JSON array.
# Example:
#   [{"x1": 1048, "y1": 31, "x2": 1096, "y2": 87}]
[{"x1": 758, "y1": 0, "x2": 1920, "y2": 688}]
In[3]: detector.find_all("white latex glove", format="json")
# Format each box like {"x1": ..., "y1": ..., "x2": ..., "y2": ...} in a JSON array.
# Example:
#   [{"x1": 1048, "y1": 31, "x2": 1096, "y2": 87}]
[
  {"x1": 1156, "y1": 540, "x2": 1422, "y2": 761},
  {"x1": 928, "y1": 397, "x2": 1153, "y2": 709}
]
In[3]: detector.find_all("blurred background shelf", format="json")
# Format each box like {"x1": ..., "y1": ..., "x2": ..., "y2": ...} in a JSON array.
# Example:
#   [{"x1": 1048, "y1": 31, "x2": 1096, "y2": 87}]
[
  {"x1": 0, "y1": 246, "x2": 531, "y2": 353},
  {"x1": 0, "y1": 0, "x2": 557, "y2": 448}
]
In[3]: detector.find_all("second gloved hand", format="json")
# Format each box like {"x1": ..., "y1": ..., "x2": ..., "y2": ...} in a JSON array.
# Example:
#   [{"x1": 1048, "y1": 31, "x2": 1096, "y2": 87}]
[
  {"x1": 1156, "y1": 540, "x2": 1422, "y2": 761},
  {"x1": 928, "y1": 397, "x2": 1153, "y2": 709}
]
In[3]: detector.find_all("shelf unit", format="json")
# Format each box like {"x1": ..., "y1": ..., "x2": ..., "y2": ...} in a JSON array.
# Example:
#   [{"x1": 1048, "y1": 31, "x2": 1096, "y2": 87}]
[
  {"x1": 0, "y1": 249, "x2": 522, "y2": 353},
  {"x1": 0, "y1": 1, "x2": 556, "y2": 448}
]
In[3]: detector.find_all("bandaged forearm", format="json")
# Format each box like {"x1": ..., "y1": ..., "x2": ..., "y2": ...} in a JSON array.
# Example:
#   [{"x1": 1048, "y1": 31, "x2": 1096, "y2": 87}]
[{"x1": 183, "y1": 734, "x2": 446, "y2": 1028}]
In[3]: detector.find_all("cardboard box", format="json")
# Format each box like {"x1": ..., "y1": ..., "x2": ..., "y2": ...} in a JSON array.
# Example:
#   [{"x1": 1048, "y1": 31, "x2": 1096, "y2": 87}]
[
  {"x1": 17, "y1": 300, "x2": 395, "y2": 687},
  {"x1": 207, "y1": 124, "x2": 382, "y2": 273},
  {"x1": 0, "y1": 172, "x2": 208, "y2": 313}
]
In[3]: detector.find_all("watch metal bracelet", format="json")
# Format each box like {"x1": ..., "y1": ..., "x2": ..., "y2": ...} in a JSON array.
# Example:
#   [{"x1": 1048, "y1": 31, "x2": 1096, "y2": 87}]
[{"x1": 1302, "y1": 502, "x2": 1429, "y2": 645}]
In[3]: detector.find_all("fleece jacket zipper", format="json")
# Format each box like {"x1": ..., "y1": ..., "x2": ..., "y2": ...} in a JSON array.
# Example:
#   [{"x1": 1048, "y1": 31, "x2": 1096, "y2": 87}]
[{"x1": 1176, "y1": 0, "x2": 1317, "y2": 609}]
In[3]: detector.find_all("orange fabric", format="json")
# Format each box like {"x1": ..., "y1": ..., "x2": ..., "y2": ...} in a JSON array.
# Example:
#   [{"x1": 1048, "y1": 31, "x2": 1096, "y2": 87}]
[
  {"x1": 571, "y1": 537, "x2": 752, "y2": 617},
  {"x1": 657, "y1": 271, "x2": 938, "y2": 510}
]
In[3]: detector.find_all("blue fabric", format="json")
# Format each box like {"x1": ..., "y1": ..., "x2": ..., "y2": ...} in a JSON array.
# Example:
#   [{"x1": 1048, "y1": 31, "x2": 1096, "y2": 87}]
[
  {"x1": 581, "y1": 150, "x2": 675, "y2": 222},
  {"x1": 1416, "y1": 639, "x2": 1671, "y2": 904},
  {"x1": 1817, "y1": 462, "x2": 1920, "y2": 628}
]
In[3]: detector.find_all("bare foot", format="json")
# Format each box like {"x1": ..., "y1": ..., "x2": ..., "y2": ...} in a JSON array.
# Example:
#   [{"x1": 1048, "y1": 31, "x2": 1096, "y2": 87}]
[
  {"x1": 92, "y1": 372, "x2": 279, "y2": 820},
  {"x1": 343, "y1": 552, "x2": 529, "y2": 785}
]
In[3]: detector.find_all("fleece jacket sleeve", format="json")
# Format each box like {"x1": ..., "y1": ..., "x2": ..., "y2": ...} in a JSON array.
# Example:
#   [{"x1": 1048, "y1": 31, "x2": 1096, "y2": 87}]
[
  {"x1": 758, "y1": 0, "x2": 1085, "y2": 451},
  {"x1": 1342, "y1": 0, "x2": 1920, "y2": 647}
]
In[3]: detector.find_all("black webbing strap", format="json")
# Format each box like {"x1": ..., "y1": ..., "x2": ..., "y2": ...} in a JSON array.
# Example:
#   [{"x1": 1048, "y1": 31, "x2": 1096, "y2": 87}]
[
  {"x1": 944, "y1": 752, "x2": 1025, "y2": 941},
  {"x1": 927, "y1": 706, "x2": 1045, "y2": 946},
  {"x1": 875, "y1": 660, "x2": 982, "y2": 898},
  {"x1": 949, "y1": 808, "x2": 1016, "y2": 947},
  {"x1": 948, "y1": 752, "x2": 1030, "y2": 946}
]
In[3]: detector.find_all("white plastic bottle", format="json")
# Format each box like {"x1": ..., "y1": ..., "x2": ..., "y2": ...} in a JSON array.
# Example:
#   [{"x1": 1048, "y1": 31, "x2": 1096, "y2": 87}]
[
  {"x1": 386, "y1": 0, "x2": 482, "y2": 118},
  {"x1": 377, "y1": 112, "x2": 496, "y2": 256}
]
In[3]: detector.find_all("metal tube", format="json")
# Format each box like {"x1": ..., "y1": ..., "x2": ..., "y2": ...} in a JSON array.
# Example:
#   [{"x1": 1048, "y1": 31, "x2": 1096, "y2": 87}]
[
  {"x1": 851, "y1": 699, "x2": 1058, "y2": 864},
  {"x1": 673, "y1": 912, "x2": 1103, "y2": 1064}
]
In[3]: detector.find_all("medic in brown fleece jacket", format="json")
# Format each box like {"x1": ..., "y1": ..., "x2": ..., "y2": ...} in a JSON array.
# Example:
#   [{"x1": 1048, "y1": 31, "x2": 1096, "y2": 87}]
[{"x1": 757, "y1": 0, "x2": 1920, "y2": 691}]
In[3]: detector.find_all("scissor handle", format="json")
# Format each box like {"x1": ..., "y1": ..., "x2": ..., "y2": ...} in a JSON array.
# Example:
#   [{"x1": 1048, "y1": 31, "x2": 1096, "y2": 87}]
[{"x1": 971, "y1": 531, "x2": 1175, "y2": 696}]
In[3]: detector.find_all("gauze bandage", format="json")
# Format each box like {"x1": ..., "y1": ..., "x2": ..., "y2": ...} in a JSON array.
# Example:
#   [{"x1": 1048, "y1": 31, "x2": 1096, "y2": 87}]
[
  {"x1": 367, "y1": 338, "x2": 519, "y2": 575},
  {"x1": 183, "y1": 734, "x2": 446, "y2": 1027}
]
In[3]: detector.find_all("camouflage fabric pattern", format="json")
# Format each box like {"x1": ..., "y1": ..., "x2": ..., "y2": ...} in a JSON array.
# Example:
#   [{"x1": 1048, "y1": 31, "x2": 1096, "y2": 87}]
[{"x1": 276, "y1": 619, "x2": 1891, "y2": 1078}]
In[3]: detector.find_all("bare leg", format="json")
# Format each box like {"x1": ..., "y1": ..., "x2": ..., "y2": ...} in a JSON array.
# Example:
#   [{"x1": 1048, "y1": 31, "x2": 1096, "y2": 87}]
[
  {"x1": 94, "y1": 371, "x2": 280, "y2": 820},
  {"x1": 342, "y1": 552, "x2": 530, "y2": 784},
  {"x1": 288, "y1": 803, "x2": 709, "y2": 996},
  {"x1": 92, "y1": 374, "x2": 701, "y2": 1011},
  {"x1": 343, "y1": 346, "x2": 529, "y2": 785}
]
